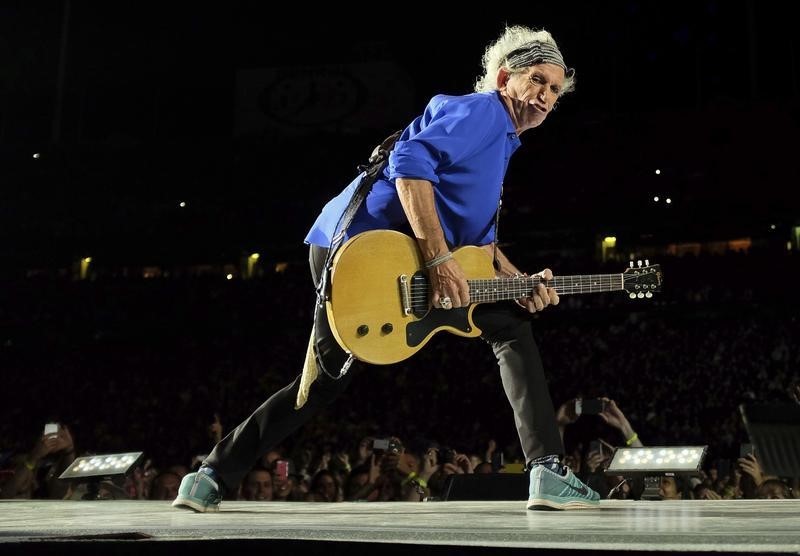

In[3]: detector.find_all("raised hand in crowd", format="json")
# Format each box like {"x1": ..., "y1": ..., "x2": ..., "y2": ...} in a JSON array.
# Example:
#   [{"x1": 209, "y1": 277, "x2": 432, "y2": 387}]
[
  {"x1": 584, "y1": 449, "x2": 607, "y2": 475},
  {"x1": 598, "y1": 398, "x2": 642, "y2": 447},
  {"x1": 484, "y1": 439, "x2": 497, "y2": 465},
  {"x1": 451, "y1": 452, "x2": 474, "y2": 475},
  {"x1": 737, "y1": 453, "x2": 765, "y2": 488},
  {"x1": 1, "y1": 424, "x2": 76, "y2": 499},
  {"x1": 555, "y1": 399, "x2": 579, "y2": 435}
]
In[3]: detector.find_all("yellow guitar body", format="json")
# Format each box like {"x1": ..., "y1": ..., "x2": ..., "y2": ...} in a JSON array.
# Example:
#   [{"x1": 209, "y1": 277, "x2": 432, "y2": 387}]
[{"x1": 326, "y1": 230, "x2": 496, "y2": 365}]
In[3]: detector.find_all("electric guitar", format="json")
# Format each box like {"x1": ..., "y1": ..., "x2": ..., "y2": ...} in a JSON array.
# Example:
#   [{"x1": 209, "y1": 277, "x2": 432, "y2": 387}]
[{"x1": 326, "y1": 230, "x2": 662, "y2": 364}]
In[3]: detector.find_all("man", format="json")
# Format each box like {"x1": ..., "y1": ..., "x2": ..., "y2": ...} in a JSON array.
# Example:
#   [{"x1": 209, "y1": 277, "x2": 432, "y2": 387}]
[
  {"x1": 240, "y1": 467, "x2": 273, "y2": 501},
  {"x1": 173, "y1": 24, "x2": 599, "y2": 513}
]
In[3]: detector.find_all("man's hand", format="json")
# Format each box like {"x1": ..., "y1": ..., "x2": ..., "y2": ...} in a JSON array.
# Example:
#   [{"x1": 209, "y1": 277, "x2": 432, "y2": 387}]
[
  {"x1": 598, "y1": 399, "x2": 631, "y2": 431},
  {"x1": 429, "y1": 258, "x2": 470, "y2": 309},
  {"x1": 53, "y1": 425, "x2": 74, "y2": 455},
  {"x1": 556, "y1": 399, "x2": 579, "y2": 428},
  {"x1": 737, "y1": 453, "x2": 765, "y2": 486},
  {"x1": 517, "y1": 269, "x2": 559, "y2": 313}
]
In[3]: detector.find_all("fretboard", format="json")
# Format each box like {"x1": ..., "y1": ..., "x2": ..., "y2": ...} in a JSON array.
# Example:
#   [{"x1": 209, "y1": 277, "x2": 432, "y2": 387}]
[{"x1": 467, "y1": 274, "x2": 624, "y2": 303}]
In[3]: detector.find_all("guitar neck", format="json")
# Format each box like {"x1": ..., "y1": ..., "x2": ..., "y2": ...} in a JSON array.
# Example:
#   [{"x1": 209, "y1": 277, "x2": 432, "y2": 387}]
[{"x1": 467, "y1": 274, "x2": 625, "y2": 303}]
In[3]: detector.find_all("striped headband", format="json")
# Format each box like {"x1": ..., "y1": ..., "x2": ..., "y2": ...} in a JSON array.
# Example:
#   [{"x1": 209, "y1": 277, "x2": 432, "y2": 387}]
[{"x1": 505, "y1": 41, "x2": 575, "y2": 78}]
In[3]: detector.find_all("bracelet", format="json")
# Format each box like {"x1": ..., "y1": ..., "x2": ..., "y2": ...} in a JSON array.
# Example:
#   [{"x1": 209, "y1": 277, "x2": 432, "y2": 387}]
[
  {"x1": 414, "y1": 476, "x2": 428, "y2": 489},
  {"x1": 401, "y1": 471, "x2": 418, "y2": 486},
  {"x1": 24, "y1": 460, "x2": 36, "y2": 471},
  {"x1": 424, "y1": 252, "x2": 453, "y2": 269},
  {"x1": 625, "y1": 432, "x2": 639, "y2": 446}
]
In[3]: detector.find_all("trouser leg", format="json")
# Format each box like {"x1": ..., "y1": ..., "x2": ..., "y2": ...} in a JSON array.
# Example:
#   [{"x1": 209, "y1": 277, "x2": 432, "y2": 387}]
[
  {"x1": 204, "y1": 244, "x2": 357, "y2": 489},
  {"x1": 473, "y1": 303, "x2": 563, "y2": 462}
]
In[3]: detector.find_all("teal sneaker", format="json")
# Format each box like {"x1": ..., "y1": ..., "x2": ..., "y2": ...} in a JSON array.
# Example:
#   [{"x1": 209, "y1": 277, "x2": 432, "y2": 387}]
[
  {"x1": 172, "y1": 470, "x2": 223, "y2": 513},
  {"x1": 527, "y1": 464, "x2": 600, "y2": 511}
]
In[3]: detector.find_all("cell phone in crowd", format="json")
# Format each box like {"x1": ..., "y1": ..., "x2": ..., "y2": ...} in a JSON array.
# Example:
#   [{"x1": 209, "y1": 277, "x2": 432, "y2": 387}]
[
  {"x1": 372, "y1": 438, "x2": 390, "y2": 455},
  {"x1": 575, "y1": 399, "x2": 605, "y2": 416},
  {"x1": 275, "y1": 459, "x2": 289, "y2": 481},
  {"x1": 588, "y1": 440, "x2": 603, "y2": 456},
  {"x1": 739, "y1": 443, "x2": 754, "y2": 458},
  {"x1": 44, "y1": 423, "x2": 59, "y2": 438}
]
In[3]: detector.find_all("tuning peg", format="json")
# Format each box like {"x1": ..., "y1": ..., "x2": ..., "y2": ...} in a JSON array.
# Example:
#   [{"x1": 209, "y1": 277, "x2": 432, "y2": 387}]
[
  {"x1": 645, "y1": 292, "x2": 653, "y2": 298},
  {"x1": 629, "y1": 261, "x2": 634, "y2": 268},
  {"x1": 637, "y1": 260, "x2": 643, "y2": 268},
  {"x1": 645, "y1": 259, "x2": 650, "y2": 266}
]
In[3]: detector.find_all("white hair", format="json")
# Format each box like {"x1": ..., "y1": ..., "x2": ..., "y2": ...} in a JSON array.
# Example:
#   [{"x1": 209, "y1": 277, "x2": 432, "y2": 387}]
[{"x1": 474, "y1": 25, "x2": 575, "y2": 94}]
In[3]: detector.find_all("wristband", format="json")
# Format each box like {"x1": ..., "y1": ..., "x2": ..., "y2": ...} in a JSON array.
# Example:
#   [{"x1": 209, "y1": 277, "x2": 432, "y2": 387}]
[
  {"x1": 424, "y1": 252, "x2": 453, "y2": 269},
  {"x1": 625, "y1": 432, "x2": 639, "y2": 446}
]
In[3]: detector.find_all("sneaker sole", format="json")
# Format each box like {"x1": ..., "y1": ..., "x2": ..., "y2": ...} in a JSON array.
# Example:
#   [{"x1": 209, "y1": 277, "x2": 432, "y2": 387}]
[
  {"x1": 527, "y1": 498, "x2": 599, "y2": 511},
  {"x1": 172, "y1": 497, "x2": 220, "y2": 513}
]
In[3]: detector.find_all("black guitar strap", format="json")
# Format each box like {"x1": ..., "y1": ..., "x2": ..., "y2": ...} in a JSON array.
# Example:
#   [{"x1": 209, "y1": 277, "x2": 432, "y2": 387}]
[{"x1": 314, "y1": 129, "x2": 402, "y2": 379}]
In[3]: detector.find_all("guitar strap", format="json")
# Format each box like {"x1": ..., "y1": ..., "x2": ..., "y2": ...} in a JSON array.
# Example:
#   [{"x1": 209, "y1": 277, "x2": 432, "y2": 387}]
[
  {"x1": 313, "y1": 129, "x2": 403, "y2": 380},
  {"x1": 492, "y1": 185, "x2": 503, "y2": 271}
]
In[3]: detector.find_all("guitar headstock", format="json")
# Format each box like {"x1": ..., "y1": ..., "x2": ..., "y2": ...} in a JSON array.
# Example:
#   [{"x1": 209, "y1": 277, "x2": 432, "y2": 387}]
[{"x1": 623, "y1": 260, "x2": 662, "y2": 299}]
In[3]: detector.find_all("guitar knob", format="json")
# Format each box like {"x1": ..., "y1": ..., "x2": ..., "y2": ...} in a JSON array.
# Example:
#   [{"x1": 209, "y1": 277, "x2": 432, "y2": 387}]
[
  {"x1": 357, "y1": 325, "x2": 369, "y2": 336},
  {"x1": 381, "y1": 323, "x2": 393, "y2": 334},
  {"x1": 629, "y1": 293, "x2": 636, "y2": 299},
  {"x1": 637, "y1": 292, "x2": 645, "y2": 299},
  {"x1": 645, "y1": 292, "x2": 653, "y2": 298}
]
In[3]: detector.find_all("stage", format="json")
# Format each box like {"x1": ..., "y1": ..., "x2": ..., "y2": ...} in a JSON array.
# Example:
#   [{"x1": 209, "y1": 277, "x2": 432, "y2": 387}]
[{"x1": 1, "y1": 499, "x2": 799, "y2": 555}]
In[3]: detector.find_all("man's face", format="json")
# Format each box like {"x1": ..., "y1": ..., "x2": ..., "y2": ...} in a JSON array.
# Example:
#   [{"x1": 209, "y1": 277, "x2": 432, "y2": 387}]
[
  {"x1": 501, "y1": 63, "x2": 565, "y2": 132},
  {"x1": 151, "y1": 473, "x2": 181, "y2": 500},
  {"x1": 243, "y1": 470, "x2": 273, "y2": 501},
  {"x1": 659, "y1": 476, "x2": 680, "y2": 499}
]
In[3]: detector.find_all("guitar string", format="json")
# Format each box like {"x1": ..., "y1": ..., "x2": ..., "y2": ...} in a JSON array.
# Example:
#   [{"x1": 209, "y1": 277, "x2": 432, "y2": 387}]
[{"x1": 405, "y1": 273, "x2": 655, "y2": 301}]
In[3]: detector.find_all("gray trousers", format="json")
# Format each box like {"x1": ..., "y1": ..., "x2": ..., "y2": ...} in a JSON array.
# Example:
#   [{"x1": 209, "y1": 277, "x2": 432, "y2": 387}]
[{"x1": 204, "y1": 245, "x2": 562, "y2": 490}]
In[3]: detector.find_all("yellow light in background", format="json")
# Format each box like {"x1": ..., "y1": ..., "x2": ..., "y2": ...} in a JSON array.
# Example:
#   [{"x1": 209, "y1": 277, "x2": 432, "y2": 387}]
[
  {"x1": 226, "y1": 273, "x2": 233, "y2": 280},
  {"x1": 601, "y1": 236, "x2": 617, "y2": 263},
  {"x1": 245, "y1": 253, "x2": 260, "y2": 279},
  {"x1": 79, "y1": 257, "x2": 92, "y2": 280}
]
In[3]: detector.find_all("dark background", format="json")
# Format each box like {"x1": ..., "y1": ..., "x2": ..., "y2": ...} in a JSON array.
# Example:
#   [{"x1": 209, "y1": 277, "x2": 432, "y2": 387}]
[
  {"x1": 1, "y1": 1, "x2": 798, "y2": 470},
  {"x1": 2, "y1": 0, "x2": 798, "y2": 270}
]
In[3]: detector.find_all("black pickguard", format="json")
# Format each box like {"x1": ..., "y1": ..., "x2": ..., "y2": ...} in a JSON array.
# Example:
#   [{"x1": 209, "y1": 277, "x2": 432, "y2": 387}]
[{"x1": 406, "y1": 308, "x2": 472, "y2": 347}]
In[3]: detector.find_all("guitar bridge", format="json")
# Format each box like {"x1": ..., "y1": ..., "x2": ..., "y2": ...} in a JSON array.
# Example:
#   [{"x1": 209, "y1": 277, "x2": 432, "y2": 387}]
[{"x1": 399, "y1": 274, "x2": 412, "y2": 315}]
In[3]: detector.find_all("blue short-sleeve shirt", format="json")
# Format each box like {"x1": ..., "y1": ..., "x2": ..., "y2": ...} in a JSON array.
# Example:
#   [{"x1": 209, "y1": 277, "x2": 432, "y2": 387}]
[{"x1": 305, "y1": 91, "x2": 520, "y2": 248}]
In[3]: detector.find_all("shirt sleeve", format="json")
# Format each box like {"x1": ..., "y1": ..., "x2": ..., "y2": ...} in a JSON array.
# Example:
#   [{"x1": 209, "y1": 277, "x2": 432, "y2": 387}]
[{"x1": 388, "y1": 95, "x2": 502, "y2": 183}]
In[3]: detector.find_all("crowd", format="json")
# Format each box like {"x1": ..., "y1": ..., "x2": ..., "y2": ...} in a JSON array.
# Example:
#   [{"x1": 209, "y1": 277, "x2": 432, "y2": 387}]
[{"x1": 1, "y1": 246, "x2": 798, "y2": 502}]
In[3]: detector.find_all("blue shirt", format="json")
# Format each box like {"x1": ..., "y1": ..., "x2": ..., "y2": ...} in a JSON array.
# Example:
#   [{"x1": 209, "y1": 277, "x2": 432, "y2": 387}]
[{"x1": 305, "y1": 91, "x2": 521, "y2": 248}]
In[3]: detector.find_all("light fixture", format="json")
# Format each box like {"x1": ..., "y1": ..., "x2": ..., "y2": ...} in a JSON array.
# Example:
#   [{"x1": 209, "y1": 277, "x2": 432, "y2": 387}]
[
  {"x1": 59, "y1": 451, "x2": 143, "y2": 500},
  {"x1": 605, "y1": 446, "x2": 707, "y2": 500}
]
